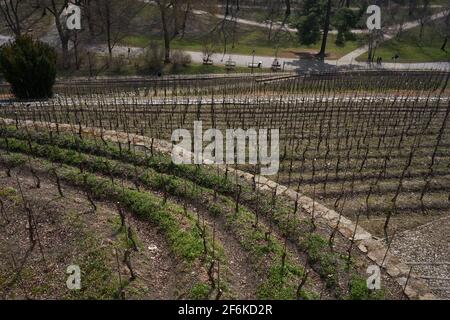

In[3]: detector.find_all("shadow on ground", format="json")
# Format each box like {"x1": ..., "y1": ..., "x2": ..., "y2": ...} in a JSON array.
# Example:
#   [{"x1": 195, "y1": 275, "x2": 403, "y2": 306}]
[{"x1": 286, "y1": 58, "x2": 364, "y2": 74}]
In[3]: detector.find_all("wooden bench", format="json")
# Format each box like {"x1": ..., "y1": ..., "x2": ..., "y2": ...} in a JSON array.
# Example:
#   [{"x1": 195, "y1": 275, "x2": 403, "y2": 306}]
[
  {"x1": 203, "y1": 58, "x2": 214, "y2": 65},
  {"x1": 248, "y1": 62, "x2": 262, "y2": 69},
  {"x1": 271, "y1": 59, "x2": 282, "y2": 72},
  {"x1": 225, "y1": 60, "x2": 236, "y2": 71}
]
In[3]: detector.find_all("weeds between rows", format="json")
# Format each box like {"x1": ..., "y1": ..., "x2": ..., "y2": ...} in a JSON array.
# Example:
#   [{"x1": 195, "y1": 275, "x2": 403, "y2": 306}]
[
  {"x1": 0, "y1": 138, "x2": 310, "y2": 298},
  {"x1": 0, "y1": 148, "x2": 227, "y2": 299},
  {"x1": 0, "y1": 125, "x2": 388, "y2": 299},
  {"x1": 2, "y1": 71, "x2": 445, "y2": 298}
]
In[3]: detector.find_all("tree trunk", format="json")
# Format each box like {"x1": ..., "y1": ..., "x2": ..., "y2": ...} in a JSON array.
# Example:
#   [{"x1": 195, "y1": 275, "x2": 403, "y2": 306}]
[
  {"x1": 105, "y1": 2, "x2": 113, "y2": 60},
  {"x1": 55, "y1": 15, "x2": 71, "y2": 69},
  {"x1": 86, "y1": 0, "x2": 96, "y2": 36},
  {"x1": 74, "y1": 32, "x2": 80, "y2": 70},
  {"x1": 318, "y1": 0, "x2": 332, "y2": 61},
  {"x1": 159, "y1": 4, "x2": 171, "y2": 64},
  {"x1": 419, "y1": 22, "x2": 424, "y2": 41},
  {"x1": 61, "y1": 39, "x2": 70, "y2": 69},
  {"x1": 284, "y1": 0, "x2": 291, "y2": 17}
]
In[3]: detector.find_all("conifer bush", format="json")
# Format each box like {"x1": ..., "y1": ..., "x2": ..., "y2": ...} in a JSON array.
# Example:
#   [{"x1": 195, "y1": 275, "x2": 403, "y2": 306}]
[{"x1": 0, "y1": 36, "x2": 57, "y2": 99}]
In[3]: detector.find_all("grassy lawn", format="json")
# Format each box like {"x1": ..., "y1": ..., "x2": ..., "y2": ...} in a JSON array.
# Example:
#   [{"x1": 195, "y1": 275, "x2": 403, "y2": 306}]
[
  {"x1": 121, "y1": 6, "x2": 364, "y2": 60},
  {"x1": 56, "y1": 54, "x2": 272, "y2": 78},
  {"x1": 235, "y1": 7, "x2": 285, "y2": 23},
  {"x1": 168, "y1": 63, "x2": 271, "y2": 75},
  {"x1": 122, "y1": 30, "x2": 363, "y2": 60},
  {"x1": 0, "y1": 8, "x2": 53, "y2": 36},
  {"x1": 119, "y1": 2, "x2": 445, "y2": 61},
  {"x1": 356, "y1": 19, "x2": 450, "y2": 63}
]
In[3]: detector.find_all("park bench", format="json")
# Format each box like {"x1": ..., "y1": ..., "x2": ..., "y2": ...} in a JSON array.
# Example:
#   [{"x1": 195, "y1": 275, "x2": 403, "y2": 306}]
[
  {"x1": 248, "y1": 61, "x2": 262, "y2": 69},
  {"x1": 203, "y1": 57, "x2": 213, "y2": 65},
  {"x1": 225, "y1": 59, "x2": 236, "y2": 71},
  {"x1": 271, "y1": 59, "x2": 282, "y2": 72}
]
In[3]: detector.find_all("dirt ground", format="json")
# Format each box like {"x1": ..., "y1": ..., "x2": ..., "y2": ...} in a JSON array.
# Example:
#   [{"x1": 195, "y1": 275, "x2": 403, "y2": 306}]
[{"x1": 0, "y1": 168, "x2": 189, "y2": 299}]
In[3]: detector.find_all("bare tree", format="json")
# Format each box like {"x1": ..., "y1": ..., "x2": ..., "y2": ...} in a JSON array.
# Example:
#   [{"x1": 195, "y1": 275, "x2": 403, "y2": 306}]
[
  {"x1": 438, "y1": 5, "x2": 450, "y2": 52},
  {"x1": 39, "y1": 0, "x2": 71, "y2": 68},
  {"x1": 201, "y1": 35, "x2": 218, "y2": 62},
  {"x1": 418, "y1": 0, "x2": 430, "y2": 41},
  {"x1": 155, "y1": 0, "x2": 208, "y2": 63},
  {"x1": 92, "y1": 0, "x2": 146, "y2": 60},
  {"x1": 0, "y1": 0, "x2": 40, "y2": 36},
  {"x1": 318, "y1": 0, "x2": 332, "y2": 61}
]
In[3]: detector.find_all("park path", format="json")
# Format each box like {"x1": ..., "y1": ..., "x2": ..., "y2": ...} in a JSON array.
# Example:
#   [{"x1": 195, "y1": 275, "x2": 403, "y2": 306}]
[
  {"x1": 0, "y1": 35, "x2": 11, "y2": 46},
  {"x1": 88, "y1": 44, "x2": 449, "y2": 73},
  {"x1": 147, "y1": 0, "x2": 444, "y2": 36},
  {"x1": 187, "y1": 6, "x2": 449, "y2": 70},
  {"x1": 337, "y1": 10, "x2": 450, "y2": 64},
  {"x1": 64, "y1": 5, "x2": 450, "y2": 72},
  {"x1": 190, "y1": 8, "x2": 367, "y2": 34},
  {"x1": 391, "y1": 215, "x2": 450, "y2": 299},
  {"x1": 1, "y1": 9, "x2": 449, "y2": 72},
  {"x1": 2, "y1": 34, "x2": 447, "y2": 73}
]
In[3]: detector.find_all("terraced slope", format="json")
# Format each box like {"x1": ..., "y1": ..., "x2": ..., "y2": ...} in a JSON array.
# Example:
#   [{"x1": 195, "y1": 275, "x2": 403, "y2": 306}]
[
  {"x1": 0, "y1": 123, "x2": 409, "y2": 300},
  {"x1": 1, "y1": 71, "x2": 447, "y2": 300}
]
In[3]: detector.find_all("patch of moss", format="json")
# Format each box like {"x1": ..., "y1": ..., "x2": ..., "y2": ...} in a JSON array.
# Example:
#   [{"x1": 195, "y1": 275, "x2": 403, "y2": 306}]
[
  {"x1": 188, "y1": 282, "x2": 210, "y2": 300},
  {"x1": 347, "y1": 275, "x2": 385, "y2": 300}
]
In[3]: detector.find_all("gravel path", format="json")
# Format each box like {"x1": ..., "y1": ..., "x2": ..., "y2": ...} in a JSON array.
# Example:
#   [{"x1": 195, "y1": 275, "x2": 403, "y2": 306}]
[
  {"x1": 391, "y1": 216, "x2": 450, "y2": 299},
  {"x1": 0, "y1": 35, "x2": 12, "y2": 46}
]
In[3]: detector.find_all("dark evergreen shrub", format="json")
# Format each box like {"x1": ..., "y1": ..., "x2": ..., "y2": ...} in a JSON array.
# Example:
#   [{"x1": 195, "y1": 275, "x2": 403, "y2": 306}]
[{"x1": 0, "y1": 36, "x2": 57, "y2": 99}]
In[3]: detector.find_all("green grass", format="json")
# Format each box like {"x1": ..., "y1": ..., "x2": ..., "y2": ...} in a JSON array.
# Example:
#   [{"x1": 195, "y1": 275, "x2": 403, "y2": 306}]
[
  {"x1": 59, "y1": 210, "x2": 121, "y2": 300},
  {"x1": 166, "y1": 63, "x2": 271, "y2": 75},
  {"x1": 68, "y1": 236, "x2": 120, "y2": 300},
  {"x1": 357, "y1": 19, "x2": 450, "y2": 63},
  {"x1": 1, "y1": 126, "x2": 385, "y2": 299},
  {"x1": 300, "y1": 234, "x2": 341, "y2": 291},
  {"x1": 4, "y1": 124, "x2": 409, "y2": 299},
  {"x1": 0, "y1": 137, "x2": 214, "y2": 264},
  {"x1": 56, "y1": 53, "x2": 270, "y2": 78},
  {"x1": 122, "y1": 3, "x2": 364, "y2": 60},
  {"x1": 347, "y1": 276, "x2": 385, "y2": 300},
  {"x1": 0, "y1": 186, "x2": 18, "y2": 200},
  {"x1": 236, "y1": 8, "x2": 285, "y2": 23},
  {"x1": 0, "y1": 127, "x2": 319, "y2": 300},
  {"x1": 0, "y1": 149, "x2": 223, "y2": 294},
  {"x1": 121, "y1": 29, "x2": 364, "y2": 60},
  {"x1": 188, "y1": 283, "x2": 211, "y2": 300}
]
